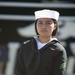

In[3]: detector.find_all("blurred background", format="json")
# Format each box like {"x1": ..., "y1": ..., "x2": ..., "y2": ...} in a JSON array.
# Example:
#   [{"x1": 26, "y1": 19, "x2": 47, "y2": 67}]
[{"x1": 0, "y1": 0, "x2": 75, "y2": 75}]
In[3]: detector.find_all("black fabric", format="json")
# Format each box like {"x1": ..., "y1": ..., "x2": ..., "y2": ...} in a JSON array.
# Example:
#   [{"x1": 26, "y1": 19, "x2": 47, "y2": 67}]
[
  {"x1": 25, "y1": 39, "x2": 58, "y2": 75},
  {"x1": 15, "y1": 38, "x2": 67, "y2": 75}
]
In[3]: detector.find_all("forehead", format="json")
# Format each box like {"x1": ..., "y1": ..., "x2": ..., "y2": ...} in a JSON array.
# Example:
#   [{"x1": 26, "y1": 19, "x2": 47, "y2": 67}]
[{"x1": 37, "y1": 18, "x2": 53, "y2": 22}]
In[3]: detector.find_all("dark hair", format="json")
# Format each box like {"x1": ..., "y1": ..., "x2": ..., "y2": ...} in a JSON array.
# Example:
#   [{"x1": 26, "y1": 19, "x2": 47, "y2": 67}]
[{"x1": 35, "y1": 19, "x2": 58, "y2": 36}]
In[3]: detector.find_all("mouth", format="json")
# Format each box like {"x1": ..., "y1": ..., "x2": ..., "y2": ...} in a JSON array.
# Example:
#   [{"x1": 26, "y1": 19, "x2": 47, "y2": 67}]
[{"x1": 41, "y1": 30, "x2": 47, "y2": 32}]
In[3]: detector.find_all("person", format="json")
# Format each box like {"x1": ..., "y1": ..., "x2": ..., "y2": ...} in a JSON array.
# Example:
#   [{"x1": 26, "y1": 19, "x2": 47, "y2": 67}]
[
  {"x1": 0, "y1": 45, "x2": 8, "y2": 75},
  {"x1": 14, "y1": 9, "x2": 67, "y2": 75}
]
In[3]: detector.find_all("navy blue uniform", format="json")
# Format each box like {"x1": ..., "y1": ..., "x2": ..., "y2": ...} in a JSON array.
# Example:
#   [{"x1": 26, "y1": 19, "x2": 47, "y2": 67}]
[{"x1": 15, "y1": 38, "x2": 67, "y2": 75}]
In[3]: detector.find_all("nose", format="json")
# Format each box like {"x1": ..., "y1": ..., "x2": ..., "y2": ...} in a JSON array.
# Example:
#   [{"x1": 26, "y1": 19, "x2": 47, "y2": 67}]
[{"x1": 41, "y1": 24, "x2": 46, "y2": 28}]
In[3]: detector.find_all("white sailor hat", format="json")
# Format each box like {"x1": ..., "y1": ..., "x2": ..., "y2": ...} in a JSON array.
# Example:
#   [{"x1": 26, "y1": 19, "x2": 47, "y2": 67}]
[{"x1": 34, "y1": 9, "x2": 60, "y2": 21}]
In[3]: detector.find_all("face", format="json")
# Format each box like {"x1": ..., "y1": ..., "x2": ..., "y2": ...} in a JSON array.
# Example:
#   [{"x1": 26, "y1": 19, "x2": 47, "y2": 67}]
[{"x1": 36, "y1": 18, "x2": 56, "y2": 37}]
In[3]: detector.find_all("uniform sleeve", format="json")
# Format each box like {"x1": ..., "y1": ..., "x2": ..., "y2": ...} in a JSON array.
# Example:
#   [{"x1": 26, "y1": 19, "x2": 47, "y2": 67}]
[
  {"x1": 52, "y1": 47, "x2": 67, "y2": 75},
  {"x1": 14, "y1": 46, "x2": 25, "y2": 75}
]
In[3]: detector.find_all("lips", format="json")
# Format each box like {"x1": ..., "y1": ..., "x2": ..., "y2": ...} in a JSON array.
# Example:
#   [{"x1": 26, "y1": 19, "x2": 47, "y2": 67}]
[{"x1": 41, "y1": 30, "x2": 47, "y2": 32}]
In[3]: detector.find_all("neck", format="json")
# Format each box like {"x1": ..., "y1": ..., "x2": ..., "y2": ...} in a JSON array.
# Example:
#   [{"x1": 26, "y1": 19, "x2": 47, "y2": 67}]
[{"x1": 38, "y1": 36, "x2": 52, "y2": 43}]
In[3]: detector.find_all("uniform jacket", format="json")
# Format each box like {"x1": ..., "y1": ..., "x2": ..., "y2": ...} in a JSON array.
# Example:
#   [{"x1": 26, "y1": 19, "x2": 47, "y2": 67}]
[{"x1": 15, "y1": 38, "x2": 67, "y2": 75}]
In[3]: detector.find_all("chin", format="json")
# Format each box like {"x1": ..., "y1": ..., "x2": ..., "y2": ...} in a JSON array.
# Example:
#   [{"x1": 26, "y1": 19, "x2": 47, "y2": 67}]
[{"x1": 41, "y1": 34, "x2": 49, "y2": 37}]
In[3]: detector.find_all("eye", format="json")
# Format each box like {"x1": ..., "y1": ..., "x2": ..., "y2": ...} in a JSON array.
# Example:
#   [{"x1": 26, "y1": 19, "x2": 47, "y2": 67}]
[
  {"x1": 38, "y1": 22, "x2": 43, "y2": 25},
  {"x1": 46, "y1": 22, "x2": 52, "y2": 25},
  {"x1": 39, "y1": 22, "x2": 42, "y2": 24}
]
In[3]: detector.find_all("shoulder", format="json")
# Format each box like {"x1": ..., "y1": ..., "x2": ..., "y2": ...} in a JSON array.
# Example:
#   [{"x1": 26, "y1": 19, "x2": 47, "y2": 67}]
[
  {"x1": 51, "y1": 39, "x2": 67, "y2": 60},
  {"x1": 54, "y1": 42, "x2": 67, "y2": 58},
  {"x1": 17, "y1": 40, "x2": 32, "y2": 55},
  {"x1": 50, "y1": 40, "x2": 66, "y2": 54},
  {"x1": 54, "y1": 41, "x2": 66, "y2": 52},
  {"x1": 53, "y1": 41, "x2": 67, "y2": 56},
  {"x1": 20, "y1": 38, "x2": 36, "y2": 49},
  {"x1": 23, "y1": 40, "x2": 31, "y2": 45},
  {"x1": 23, "y1": 37, "x2": 36, "y2": 44},
  {"x1": 20, "y1": 40, "x2": 31, "y2": 49}
]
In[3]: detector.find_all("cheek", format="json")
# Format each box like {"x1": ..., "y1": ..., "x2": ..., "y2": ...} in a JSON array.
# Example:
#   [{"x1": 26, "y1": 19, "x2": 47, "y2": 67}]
[
  {"x1": 36, "y1": 26, "x2": 40, "y2": 33},
  {"x1": 50, "y1": 24, "x2": 55, "y2": 30},
  {"x1": 49, "y1": 25, "x2": 54, "y2": 30},
  {"x1": 48, "y1": 25, "x2": 55, "y2": 32}
]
